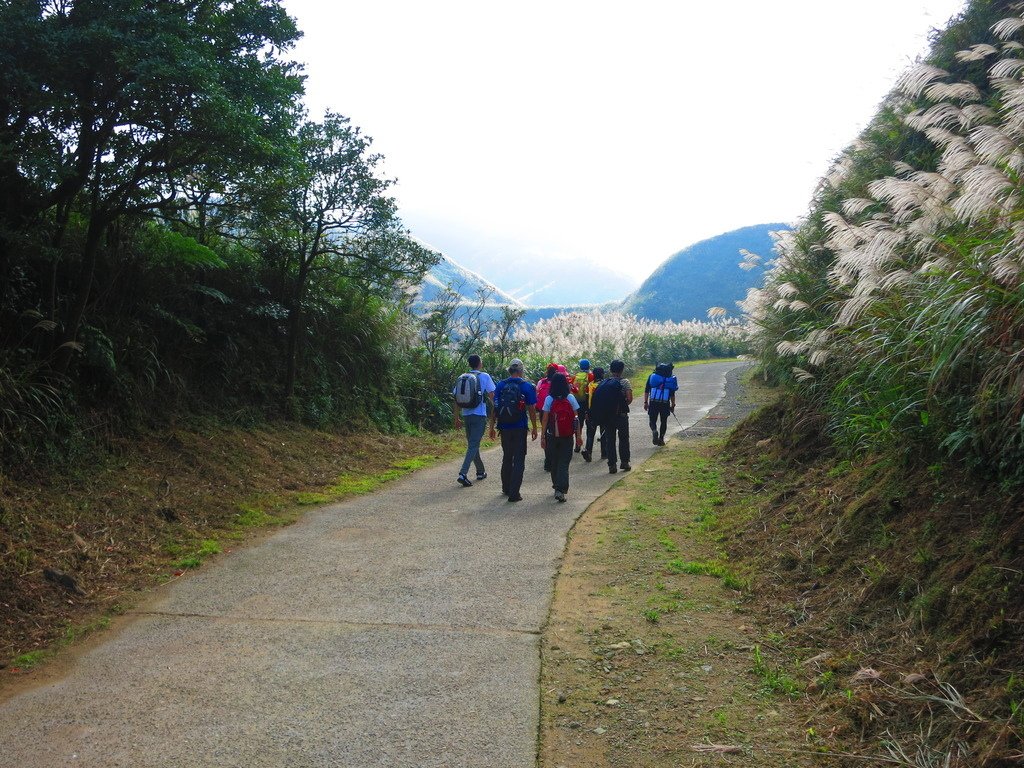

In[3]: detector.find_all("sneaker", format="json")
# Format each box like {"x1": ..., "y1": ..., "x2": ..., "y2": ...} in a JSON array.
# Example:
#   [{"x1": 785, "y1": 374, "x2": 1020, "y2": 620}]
[
  {"x1": 457, "y1": 474, "x2": 472, "y2": 487},
  {"x1": 608, "y1": 466, "x2": 618, "y2": 474},
  {"x1": 554, "y1": 491, "x2": 566, "y2": 503},
  {"x1": 476, "y1": 472, "x2": 487, "y2": 481},
  {"x1": 581, "y1": 450, "x2": 592, "y2": 462},
  {"x1": 658, "y1": 436, "x2": 666, "y2": 446},
  {"x1": 507, "y1": 494, "x2": 523, "y2": 502},
  {"x1": 652, "y1": 428, "x2": 659, "y2": 445},
  {"x1": 620, "y1": 463, "x2": 631, "y2": 471},
  {"x1": 573, "y1": 445, "x2": 581, "y2": 453}
]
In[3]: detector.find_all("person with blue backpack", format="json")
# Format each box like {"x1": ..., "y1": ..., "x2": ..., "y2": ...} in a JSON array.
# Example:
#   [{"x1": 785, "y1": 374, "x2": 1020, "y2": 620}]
[
  {"x1": 452, "y1": 354, "x2": 496, "y2": 488},
  {"x1": 488, "y1": 359, "x2": 538, "y2": 503},
  {"x1": 644, "y1": 362, "x2": 678, "y2": 446}
]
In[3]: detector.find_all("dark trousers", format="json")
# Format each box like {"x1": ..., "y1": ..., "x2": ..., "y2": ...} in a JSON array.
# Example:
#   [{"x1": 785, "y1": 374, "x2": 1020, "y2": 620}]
[
  {"x1": 545, "y1": 435, "x2": 574, "y2": 493},
  {"x1": 649, "y1": 401, "x2": 671, "y2": 438},
  {"x1": 584, "y1": 416, "x2": 604, "y2": 455},
  {"x1": 500, "y1": 427, "x2": 528, "y2": 497},
  {"x1": 603, "y1": 413, "x2": 630, "y2": 468}
]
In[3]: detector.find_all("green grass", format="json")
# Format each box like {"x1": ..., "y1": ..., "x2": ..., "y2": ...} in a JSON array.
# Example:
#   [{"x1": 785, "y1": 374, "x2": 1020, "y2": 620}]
[
  {"x1": 666, "y1": 558, "x2": 748, "y2": 591},
  {"x1": 752, "y1": 645, "x2": 800, "y2": 697},
  {"x1": 9, "y1": 615, "x2": 112, "y2": 670},
  {"x1": 174, "y1": 538, "x2": 221, "y2": 569},
  {"x1": 295, "y1": 454, "x2": 441, "y2": 506}
]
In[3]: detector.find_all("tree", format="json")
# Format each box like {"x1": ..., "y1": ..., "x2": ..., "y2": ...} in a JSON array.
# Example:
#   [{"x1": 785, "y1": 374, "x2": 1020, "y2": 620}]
[
  {"x1": 241, "y1": 113, "x2": 438, "y2": 403},
  {"x1": 0, "y1": 0, "x2": 305, "y2": 373}
]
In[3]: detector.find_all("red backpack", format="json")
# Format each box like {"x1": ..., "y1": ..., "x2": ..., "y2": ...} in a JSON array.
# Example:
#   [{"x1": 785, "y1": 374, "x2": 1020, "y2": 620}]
[{"x1": 549, "y1": 397, "x2": 576, "y2": 437}]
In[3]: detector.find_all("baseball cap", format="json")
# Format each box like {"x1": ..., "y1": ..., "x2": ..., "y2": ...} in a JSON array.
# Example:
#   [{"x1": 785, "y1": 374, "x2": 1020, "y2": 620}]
[{"x1": 508, "y1": 358, "x2": 525, "y2": 373}]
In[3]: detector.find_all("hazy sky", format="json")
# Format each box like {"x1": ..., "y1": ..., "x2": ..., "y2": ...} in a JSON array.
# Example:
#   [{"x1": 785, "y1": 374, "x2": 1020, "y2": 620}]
[{"x1": 280, "y1": 0, "x2": 967, "y2": 282}]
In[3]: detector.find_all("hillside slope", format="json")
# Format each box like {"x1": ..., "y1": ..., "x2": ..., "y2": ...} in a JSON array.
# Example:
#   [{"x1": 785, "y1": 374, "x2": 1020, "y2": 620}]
[
  {"x1": 414, "y1": 251, "x2": 522, "y2": 307},
  {"x1": 623, "y1": 223, "x2": 789, "y2": 321}
]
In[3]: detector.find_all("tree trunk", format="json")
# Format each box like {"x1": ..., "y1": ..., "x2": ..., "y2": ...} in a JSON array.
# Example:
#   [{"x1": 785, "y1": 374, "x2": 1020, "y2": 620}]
[
  {"x1": 52, "y1": 214, "x2": 106, "y2": 375},
  {"x1": 282, "y1": 263, "x2": 309, "y2": 409}
]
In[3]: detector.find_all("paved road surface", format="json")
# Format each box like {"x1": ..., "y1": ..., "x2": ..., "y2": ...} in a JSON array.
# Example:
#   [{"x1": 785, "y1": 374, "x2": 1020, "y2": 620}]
[{"x1": 0, "y1": 361, "x2": 748, "y2": 768}]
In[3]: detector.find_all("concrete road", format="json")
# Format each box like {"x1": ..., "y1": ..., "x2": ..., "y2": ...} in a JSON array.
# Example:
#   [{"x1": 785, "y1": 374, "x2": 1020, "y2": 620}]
[{"x1": 0, "y1": 361, "x2": 748, "y2": 768}]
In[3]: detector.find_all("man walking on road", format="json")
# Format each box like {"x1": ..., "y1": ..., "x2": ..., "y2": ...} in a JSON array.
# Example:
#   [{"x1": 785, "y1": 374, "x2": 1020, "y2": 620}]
[
  {"x1": 644, "y1": 362, "x2": 678, "y2": 446},
  {"x1": 600, "y1": 359, "x2": 633, "y2": 474},
  {"x1": 453, "y1": 354, "x2": 496, "y2": 487},
  {"x1": 489, "y1": 359, "x2": 538, "y2": 502}
]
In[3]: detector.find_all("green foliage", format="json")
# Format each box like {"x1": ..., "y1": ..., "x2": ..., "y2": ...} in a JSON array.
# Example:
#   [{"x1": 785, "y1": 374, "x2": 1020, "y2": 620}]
[
  {"x1": 751, "y1": 645, "x2": 800, "y2": 697},
  {"x1": 745, "y1": 0, "x2": 1024, "y2": 488}
]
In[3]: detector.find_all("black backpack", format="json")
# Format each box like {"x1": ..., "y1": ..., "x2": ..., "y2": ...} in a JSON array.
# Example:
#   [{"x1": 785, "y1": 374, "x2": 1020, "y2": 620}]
[
  {"x1": 495, "y1": 379, "x2": 525, "y2": 424},
  {"x1": 588, "y1": 377, "x2": 624, "y2": 425}
]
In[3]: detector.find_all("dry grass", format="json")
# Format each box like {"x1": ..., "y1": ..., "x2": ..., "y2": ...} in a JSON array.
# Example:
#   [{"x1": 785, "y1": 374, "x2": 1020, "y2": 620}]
[{"x1": 0, "y1": 422, "x2": 463, "y2": 674}]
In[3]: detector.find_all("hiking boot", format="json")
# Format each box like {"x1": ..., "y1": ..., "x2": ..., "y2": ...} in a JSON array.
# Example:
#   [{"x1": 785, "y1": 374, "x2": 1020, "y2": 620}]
[
  {"x1": 476, "y1": 472, "x2": 487, "y2": 481},
  {"x1": 658, "y1": 436, "x2": 666, "y2": 446},
  {"x1": 507, "y1": 494, "x2": 523, "y2": 502},
  {"x1": 554, "y1": 491, "x2": 566, "y2": 503},
  {"x1": 652, "y1": 428, "x2": 659, "y2": 445},
  {"x1": 608, "y1": 466, "x2": 617, "y2": 474},
  {"x1": 581, "y1": 450, "x2": 592, "y2": 462},
  {"x1": 457, "y1": 474, "x2": 472, "y2": 487},
  {"x1": 573, "y1": 445, "x2": 581, "y2": 453},
  {"x1": 620, "y1": 463, "x2": 631, "y2": 471}
]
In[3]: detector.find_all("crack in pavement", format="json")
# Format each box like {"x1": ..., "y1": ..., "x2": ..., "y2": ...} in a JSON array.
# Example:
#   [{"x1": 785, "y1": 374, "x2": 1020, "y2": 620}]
[{"x1": 128, "y1": 609, "x2": 542, "y2": 637}]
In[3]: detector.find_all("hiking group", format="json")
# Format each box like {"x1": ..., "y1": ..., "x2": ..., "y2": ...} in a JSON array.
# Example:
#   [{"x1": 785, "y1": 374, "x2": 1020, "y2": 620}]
[{"x1": 452, "y1": 355, "x2": 679, "y2": 504}]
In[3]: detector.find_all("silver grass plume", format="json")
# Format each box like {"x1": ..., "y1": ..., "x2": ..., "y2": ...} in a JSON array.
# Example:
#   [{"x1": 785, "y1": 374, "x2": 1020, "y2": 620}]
[
  {"x1": 924, "y1": 81, "x2": 982, "y2": 103},
  {"x1": 956, "y1": 43, "x2": 999, "y2": 62},
  {"x1": 896, "y1": 64, "x2": 949, "y2": 98},
  {"x1": 992, "y1": 16, "x2": 1024, "y2": 42}
]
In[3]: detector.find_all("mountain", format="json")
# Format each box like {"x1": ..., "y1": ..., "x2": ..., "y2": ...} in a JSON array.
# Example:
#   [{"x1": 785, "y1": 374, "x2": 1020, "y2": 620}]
[
  {"x1": 415, "y1": 251, "x2": 521, "y2": 307},
  {"x1": 403, "y1": 219, "x2": 638, "y2": 305},
  {"x1": 622, "y1": 223, "x2": 790, "y2": 322}
]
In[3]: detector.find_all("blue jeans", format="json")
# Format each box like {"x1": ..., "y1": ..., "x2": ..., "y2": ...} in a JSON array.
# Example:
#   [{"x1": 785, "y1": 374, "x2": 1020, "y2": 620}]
[{"x1": 460, "y1": 414, "x2": 487, "y2": 476}]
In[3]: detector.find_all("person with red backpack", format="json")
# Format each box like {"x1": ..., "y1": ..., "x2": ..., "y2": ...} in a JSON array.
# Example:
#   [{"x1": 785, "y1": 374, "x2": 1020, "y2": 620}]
[{"x1": 540, "y1": 372, "x2": 583, "y2": 503}]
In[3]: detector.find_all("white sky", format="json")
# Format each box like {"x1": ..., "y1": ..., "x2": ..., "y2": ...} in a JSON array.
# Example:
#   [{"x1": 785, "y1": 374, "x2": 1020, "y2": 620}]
[{"x1": 281, "y1": 0, "x2": 967, "y2": 282}]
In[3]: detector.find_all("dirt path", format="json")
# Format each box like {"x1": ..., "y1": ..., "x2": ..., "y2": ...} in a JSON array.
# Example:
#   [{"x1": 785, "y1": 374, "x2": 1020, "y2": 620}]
[{"x1": 540, "y1": 368, "x2": 822, "y2": 766}]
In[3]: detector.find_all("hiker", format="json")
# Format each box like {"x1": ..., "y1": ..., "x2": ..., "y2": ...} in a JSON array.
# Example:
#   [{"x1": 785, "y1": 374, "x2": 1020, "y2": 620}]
[
  {"x1": 535, "y1": 363, "x2": 559, "y2": 471},
  {"x1": 580, "y1": 366, "x2": 605, "y2": 462},
  {"x1": 488, "y1": 358, "x2": 538, "y2": 503},
  {"x1": 452, "y1": 354, "x2": 496, "y2": 488},
  {"x1": 540, "y1": 373, "x2": 583, "y2": 503},
  {"x1": 571, "y1": 359, "x2": 593, "y2": 452},
  {"x1": 589, "y1": 359, "x2": 632, "y2": 473},
  {"x1": 644, "y1": 362, "x2": 678, "y2": 446}
]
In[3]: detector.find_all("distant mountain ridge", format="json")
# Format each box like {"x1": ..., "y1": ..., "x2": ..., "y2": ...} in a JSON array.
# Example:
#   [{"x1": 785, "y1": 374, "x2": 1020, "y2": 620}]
[
  {"x1": 413, "y1": 224, "x2": 789, "y2": 323},
  {"x1": 415, "y1": 251, "x2": 521, "y2": 307},
  {"x1": 622, "y1": 223, "x2": 789, "y2": 322}
]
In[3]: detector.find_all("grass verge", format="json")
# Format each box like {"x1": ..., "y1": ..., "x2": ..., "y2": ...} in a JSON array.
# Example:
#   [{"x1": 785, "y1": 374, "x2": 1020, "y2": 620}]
[{"x1": 0, "y1": 423, "x2": 466, "y2": 677}]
